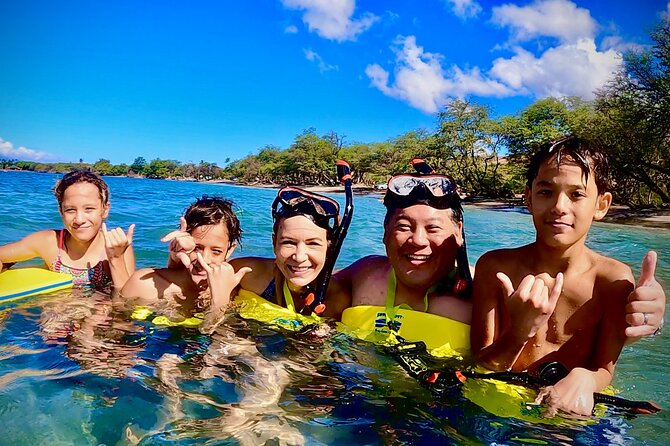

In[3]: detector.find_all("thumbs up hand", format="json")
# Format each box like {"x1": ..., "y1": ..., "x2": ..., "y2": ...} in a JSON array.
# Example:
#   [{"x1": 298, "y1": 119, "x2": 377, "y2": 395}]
[{"x1": 625, "y1": 251, "x2": 665, "y2": 338}]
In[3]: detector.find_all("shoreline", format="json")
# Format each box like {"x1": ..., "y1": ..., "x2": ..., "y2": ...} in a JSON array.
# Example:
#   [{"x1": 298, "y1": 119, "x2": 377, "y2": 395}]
[{"x1": 210, "y1": 180, "x2": 670, "y2": 230}]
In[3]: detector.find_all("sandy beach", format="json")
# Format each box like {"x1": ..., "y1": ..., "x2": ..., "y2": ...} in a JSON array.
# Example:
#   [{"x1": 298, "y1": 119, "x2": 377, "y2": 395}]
[{"x1": 209, "y1": 180, "x2": 670, "y2": 230}]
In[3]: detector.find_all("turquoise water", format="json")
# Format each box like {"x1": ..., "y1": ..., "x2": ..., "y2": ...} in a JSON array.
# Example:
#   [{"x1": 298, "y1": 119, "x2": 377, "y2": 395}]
[{"x1": 0, "y1": 170, "x2": 668, "y2": 445}]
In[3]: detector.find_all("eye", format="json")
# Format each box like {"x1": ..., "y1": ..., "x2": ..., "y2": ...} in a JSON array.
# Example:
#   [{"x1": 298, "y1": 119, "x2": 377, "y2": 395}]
[
  {"x1": 395, "y1": 224, "x2": 411, "y2": 231},
  {"x1": 537, "y1": 189, "x2": 551, "y2": 196},
  {"x1": 281, "y1": 240, "x2": 297, "y2": 246},
  {"x1": 308, "y1": 240, "x2": 324, "y2": 247},
  {"x1": 571, "y1": 191, "x2": 586, "y2": 199}
]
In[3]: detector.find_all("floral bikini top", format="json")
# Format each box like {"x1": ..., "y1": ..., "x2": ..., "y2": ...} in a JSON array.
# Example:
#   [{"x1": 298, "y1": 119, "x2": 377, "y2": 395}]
[{"x1": 51, "y1": 229, "x2": 111, "y2": 289}]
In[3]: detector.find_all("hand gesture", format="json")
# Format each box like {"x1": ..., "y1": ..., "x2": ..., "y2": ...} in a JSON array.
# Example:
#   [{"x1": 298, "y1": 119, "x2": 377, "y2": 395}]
[
  {"x1": 161, "y1": 217, "x2": 195, "y2": 268},
  {"x1": 625, "y1": 251, "x2": 666, "y2": 338},
  {"x1": 102, "y1": 223, "x2": 135, "y2": 260},
  {"x1": 195, "y1": 252, "x2": 252, "y2": 310},
  {"x1": 497, "y1": 272, "x2": 564, "y2": 342}
]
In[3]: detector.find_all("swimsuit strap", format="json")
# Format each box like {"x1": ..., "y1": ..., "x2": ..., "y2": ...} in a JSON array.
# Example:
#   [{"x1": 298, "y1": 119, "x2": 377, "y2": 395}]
[
  {"x1": 260, "y1": 278, "x2": 276, "y2": 301},
  {"x1": 386, "y1": 268, "x2": 430, "y2": 313},
  {"x1": 282, "y1": 280, "x2": 297, "y2": 313}
]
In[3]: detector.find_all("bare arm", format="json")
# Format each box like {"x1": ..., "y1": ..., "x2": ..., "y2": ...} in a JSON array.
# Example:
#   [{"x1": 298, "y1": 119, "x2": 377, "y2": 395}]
[
  {"x1": 119, "y1": 268, "x2": 162, "y2": 305},
  {"x1": 102, "y1": 223, "x2": 136, "y2": 289},
  {"x1": 0, "y1": 230, "x2": 53, "y2": 266}
]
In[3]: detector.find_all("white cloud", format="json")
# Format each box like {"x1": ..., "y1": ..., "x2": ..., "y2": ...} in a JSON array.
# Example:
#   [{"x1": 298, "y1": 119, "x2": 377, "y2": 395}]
[
  {"x1": 443, "y1": 0, "x2": 482, "y2": 20},
  {"x1": 365, "y1": 36, "x2": 512, "y2": 113},
  {"x1": 303, "y1": 48, "x2": 338, "y2": 72},
  {"x1": 0, "y1": 137, "x2": 60, "y2": 162},
  {"x1": 284, "y1": 24, "x2": 299, "y2": 34},
  {"x1": 664, "y1": 1, "x2": 670, "y2": 20},
  {"x1": 491, "y1": 0, "x2": 597, "y2": 43},
  {"x1": 280, "y1": 0, "x2": 378, "y2": 41},
  {"x1": 366, "y1": 34, "x2": 622, "y2": 113},
  {"x1": 489, "y1": 39, "x2": 621, "y2": 99},
  {"x1": 600, "y1": 35, "x2": 645, "y2": 54}
]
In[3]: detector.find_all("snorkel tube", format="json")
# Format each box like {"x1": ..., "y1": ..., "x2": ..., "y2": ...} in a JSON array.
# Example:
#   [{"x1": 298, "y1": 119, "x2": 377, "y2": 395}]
[
  {"x1": 410, "y1": 159, "x2": 473, "y2": 290},
  {"x1": 300, "y1": 160, "x2": 354, "y2": 315}
]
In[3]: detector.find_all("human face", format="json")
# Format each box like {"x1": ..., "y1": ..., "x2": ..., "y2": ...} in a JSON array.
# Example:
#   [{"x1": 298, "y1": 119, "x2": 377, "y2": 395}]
[
  {"x1": 383, "y1": 204, "x2": 463, "y2": 290},
  {"x1": 273, "y1": 215, "x2": 329, "y2": 290},
  {"x1": 526, "y1": 156, "x2": 611, "y2": 249},
  {"x1": 59, "y1": 182, "x2": 109, "y2": 243},
  {"x1": 187, "y1": 223, "x2": 235, "y2": 288}
]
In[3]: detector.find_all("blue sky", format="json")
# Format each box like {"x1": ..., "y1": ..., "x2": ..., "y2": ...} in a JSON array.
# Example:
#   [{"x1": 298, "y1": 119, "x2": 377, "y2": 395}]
[{"x1": 1, "y1": 0, "x2": 669, "y2": 166}]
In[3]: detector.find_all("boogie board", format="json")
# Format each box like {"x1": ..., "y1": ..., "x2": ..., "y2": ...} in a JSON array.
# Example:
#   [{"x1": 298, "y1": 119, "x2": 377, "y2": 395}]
[{"x1": 0, "y1": 268, "x2": 73, "y2": 303}]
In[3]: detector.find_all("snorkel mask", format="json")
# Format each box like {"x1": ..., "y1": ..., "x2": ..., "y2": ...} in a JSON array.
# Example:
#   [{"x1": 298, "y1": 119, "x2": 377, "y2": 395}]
[
  {"x1": 271, "y1": 186, "x2": 341, "y2": 236},
  {"x1": 383, "y1": 159, "x2": 472, "y2": 295}
]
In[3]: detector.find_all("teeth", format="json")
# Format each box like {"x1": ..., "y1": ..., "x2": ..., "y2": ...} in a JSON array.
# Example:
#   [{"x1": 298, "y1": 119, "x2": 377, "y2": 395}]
[
  {"x1": 290, "y1": 266, "x2": 310, "y2": 272},
  {"x1": 407, "y1": 255, "x2": 430, "y2": 260}
]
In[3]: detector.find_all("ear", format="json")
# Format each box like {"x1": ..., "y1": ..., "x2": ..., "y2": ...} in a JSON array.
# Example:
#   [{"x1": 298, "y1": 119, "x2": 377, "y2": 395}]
[
  {"x1": 593, "y1": 192, "x2": 612, "y2": 221},
  {"x1": 454, "y1": 220, "x2": 464, "y2": 246},
  {"x1": 226, "y1": 241, "x2": 238, "y2": 260},
  {"x1": 102, "y1": 203, "x2": 111, "y2": 220},
  {"x1": 524, "y1": 186, "x2": 533, "y2": 213}
]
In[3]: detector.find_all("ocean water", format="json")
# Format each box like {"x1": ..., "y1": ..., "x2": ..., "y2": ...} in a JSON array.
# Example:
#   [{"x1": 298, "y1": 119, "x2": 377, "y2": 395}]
[{"x1": 0, "y1": 170, "x2": 668, "y2": 445}]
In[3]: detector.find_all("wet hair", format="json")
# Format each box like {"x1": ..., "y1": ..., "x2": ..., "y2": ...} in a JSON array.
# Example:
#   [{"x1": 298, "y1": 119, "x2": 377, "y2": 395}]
[
  {"x1": 183, "y1": 195, "x2": 242, "y2": 247},
  {"x1": 54, "y1": 170, "x2": 110, "y2": 208},
  {"x1": 526, "y1": 135, "x2": 610, "y2": 194}
]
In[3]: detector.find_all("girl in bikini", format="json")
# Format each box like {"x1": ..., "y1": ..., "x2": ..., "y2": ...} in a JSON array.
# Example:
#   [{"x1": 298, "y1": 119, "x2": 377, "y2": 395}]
[{"x1": 0, "y1": 170, "x2": 135, "y2": 289}]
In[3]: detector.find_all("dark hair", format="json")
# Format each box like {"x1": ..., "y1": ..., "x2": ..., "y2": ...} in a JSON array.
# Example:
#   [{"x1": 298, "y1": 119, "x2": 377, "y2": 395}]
[
  {"x1": 526, "y1": 135, "x2": 610, "y2": 194},
  {"x1": 54, "y1": 170, "x2": 110, "y2": 208},
  {"x1": 184, "y1": 195, "x2": 242, "y2": 247}
]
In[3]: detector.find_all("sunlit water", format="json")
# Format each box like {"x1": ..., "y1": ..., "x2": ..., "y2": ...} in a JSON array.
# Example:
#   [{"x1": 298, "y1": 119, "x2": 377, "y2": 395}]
[{"x1": 0, "y1": 170, "x2": 668, "y2": 445}]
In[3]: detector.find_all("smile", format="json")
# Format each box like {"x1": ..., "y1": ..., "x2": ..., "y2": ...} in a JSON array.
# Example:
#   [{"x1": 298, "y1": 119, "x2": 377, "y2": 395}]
[{"x1": 288, "y1": 265, "x2": 312, "y2": 274}]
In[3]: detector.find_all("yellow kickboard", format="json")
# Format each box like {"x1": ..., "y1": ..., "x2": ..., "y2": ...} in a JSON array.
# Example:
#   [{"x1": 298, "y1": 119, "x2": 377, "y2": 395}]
[{"x1": 0, "y1": 268, "x2": 73, "y2": 303}]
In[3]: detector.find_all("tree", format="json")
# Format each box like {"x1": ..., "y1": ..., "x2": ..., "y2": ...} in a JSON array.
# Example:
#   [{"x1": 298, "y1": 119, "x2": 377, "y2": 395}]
[
  {"x1": 131, "y1": 157, "x2": 147, "y2": 175},
  {"x1": 594, "y1": 17, "x2": 670, "y2": 205}
]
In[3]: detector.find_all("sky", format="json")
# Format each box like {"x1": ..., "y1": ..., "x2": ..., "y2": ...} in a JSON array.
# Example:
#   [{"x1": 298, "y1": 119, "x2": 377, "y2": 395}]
[{"x1": 1, "y1": 0, "x2": 669, "y2": 166}]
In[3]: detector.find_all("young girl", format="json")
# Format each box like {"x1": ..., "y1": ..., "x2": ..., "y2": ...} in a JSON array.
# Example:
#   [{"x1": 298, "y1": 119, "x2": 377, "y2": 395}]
[{"x1": 0, "y1": 170, "x2": 135, "y2": 290}]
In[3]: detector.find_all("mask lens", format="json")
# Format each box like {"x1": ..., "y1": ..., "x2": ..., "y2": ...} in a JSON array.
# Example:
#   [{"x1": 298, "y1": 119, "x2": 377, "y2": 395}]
[{"x1": 387, "y1": 175, "x2": 456, "y2": 198}]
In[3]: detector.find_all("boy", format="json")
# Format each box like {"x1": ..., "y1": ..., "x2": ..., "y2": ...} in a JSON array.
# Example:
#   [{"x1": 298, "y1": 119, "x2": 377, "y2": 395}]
[
  {"x1": 120, "y1": 195, "x2": 250, "y2": 331},
  {"x1": 471, "y1": 136, "x2": 633, "y2": 416}
]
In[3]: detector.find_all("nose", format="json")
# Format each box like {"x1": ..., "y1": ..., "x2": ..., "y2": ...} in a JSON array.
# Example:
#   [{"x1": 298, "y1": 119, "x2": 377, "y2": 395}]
[
  {"x1": 552, "y1": 193, "x2": 569, "y2": 215},
  {"x1": 293, "y1": 243, "x2": 308, "y2": 262},
  {"x1": 73, "y1": 210, "x2": 87, "y2": 224},
  {"x1": 409, "y1": 228, "x2": 429, "y2": 246}
]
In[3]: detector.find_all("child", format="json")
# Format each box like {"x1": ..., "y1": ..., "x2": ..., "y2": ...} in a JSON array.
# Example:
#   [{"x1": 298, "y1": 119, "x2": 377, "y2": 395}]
[
  {"x1": 471, "y1": 136, "x2": 633, "y2": 416},
  {"x1": 0, "y1": 170, "x2": 135, "y2": 290},
  {"x1": 120, "y1": 195, "x2": 250, "y2": 330}
]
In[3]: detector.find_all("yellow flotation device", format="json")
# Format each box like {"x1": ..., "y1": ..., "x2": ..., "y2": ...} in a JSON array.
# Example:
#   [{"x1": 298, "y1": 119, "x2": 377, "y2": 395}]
[
  {"x1": 234, "y1": 288, "x2": 322, "y2": 331},
  {"x1": 339, "y1": 269, "x2": 470, "y2": 357},
  {"x1": 341, "y1": 305, "x2": 470, "y2": 356},
  {"x1": 0, "y1": 268, "x2": 73, "y2": 303},
  {"x1": 130, "y1": 306, "x2": 204, "y2": 328}
]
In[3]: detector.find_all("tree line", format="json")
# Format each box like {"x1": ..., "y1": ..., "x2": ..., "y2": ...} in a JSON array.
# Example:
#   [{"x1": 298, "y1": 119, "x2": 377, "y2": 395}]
[{"x1": 3, "y1": 19, "x2": 669, "y2": 207}]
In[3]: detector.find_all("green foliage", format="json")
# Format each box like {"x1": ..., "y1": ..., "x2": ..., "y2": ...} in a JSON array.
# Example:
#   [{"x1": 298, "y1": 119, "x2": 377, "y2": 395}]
[{"x1": 5, "y1": 19, "x2": 668, "y2": 205}]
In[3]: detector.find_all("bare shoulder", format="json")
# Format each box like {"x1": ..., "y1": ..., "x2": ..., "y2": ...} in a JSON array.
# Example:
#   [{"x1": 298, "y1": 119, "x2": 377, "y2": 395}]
[
  {"x1": 592, "y1": 251, "x2": 634, "y2": 282},
  {"x1": 120, "y1": 267, "x2": 164, "y2": 302},
  {"x1": 345, "y1": 255, "x2": 388, "y2": 276},
  {"x1": 230, "y1": 256, "x2": 274, "y2": 294},
  {"x1": 475, "y1": 246, "x2": 529, "y2": 276},
  {"x1": 590, "y1": 251, "x2": 634, "y2": 300}
]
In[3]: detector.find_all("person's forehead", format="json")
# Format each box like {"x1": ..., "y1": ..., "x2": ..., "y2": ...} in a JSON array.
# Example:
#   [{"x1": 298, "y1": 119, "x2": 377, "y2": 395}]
[
  {"x1": 390, "y1": 204, "x2": 453, "y2": 221},
  {"x1": 278, "y1": 215, "x2": 328, "y2": 237},
  {"x1": 534, "y1": 158, "x2": 594, "y2": 187},
  {"x1": 191, "y1": 222, "x2": 230, "y2": 243}
]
